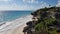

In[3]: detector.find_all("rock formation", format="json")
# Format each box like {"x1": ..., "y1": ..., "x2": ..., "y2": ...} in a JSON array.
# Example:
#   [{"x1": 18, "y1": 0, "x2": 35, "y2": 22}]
[{"x1": 23, "y1": 7, "x2": 60, "y2": 34}]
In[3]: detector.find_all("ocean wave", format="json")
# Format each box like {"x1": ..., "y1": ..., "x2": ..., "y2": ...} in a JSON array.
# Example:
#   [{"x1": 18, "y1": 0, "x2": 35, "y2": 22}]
[{"x1": 0, "y1": 15, "x2": 33, "y2": 34}]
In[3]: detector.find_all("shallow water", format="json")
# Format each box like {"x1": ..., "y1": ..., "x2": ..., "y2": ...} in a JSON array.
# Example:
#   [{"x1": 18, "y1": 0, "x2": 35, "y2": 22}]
[{"x1": 0, "y1": 11, "x2": 32, "y2": 22}]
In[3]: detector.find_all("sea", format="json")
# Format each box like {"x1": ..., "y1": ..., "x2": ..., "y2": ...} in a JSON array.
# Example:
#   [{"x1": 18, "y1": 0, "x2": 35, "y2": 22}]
[
  {"x1": 0, "y1": 11, "x2": 33, "y2": 34},
  {"x1": 0, "y1": 11, "x2": 32, "y2": 23}
]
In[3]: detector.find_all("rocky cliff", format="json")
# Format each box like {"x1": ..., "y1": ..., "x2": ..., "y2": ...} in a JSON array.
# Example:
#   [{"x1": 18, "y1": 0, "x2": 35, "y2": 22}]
[{"x1": 23, "y1": 7, "x2": 60, "y2": 34}]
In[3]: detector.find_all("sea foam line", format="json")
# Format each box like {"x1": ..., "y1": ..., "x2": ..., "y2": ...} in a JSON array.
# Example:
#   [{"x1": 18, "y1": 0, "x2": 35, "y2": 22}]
[{"x1": 0, "y1": 15, "x2": 33, "y2": 33}]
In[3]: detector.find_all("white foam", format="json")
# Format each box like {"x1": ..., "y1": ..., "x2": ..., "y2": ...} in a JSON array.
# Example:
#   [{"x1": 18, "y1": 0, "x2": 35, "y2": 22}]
[{"x1": 0, "y1": 15, "x2": 33, "y2": 34}]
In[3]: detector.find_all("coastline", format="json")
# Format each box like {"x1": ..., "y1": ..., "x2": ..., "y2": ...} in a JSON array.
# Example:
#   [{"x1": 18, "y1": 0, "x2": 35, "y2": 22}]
[{"x1": 0, "y1": 15, "x2": 33, "y2": 34}]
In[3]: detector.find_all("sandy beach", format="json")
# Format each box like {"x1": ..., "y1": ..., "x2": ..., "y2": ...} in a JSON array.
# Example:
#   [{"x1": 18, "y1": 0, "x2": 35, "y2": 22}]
[
  {"x1": 0, "y1": 15, "x2": 33, "y2": 34},
  {"x1": 4, "y1": 23, "x2": 27, "y2": 34},
  {"x1": 11, "y1": 23, "x2": 27, "y2": 34}
]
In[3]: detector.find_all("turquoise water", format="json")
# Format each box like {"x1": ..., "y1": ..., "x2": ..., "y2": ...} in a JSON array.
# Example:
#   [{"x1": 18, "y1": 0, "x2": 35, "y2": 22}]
[{"x1": 0, "y1": 11, "x2": 32, "y2": 22}]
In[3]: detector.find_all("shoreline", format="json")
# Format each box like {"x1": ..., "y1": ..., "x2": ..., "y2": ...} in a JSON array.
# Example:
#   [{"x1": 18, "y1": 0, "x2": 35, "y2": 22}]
[{"x1": 0, "y1": 15, "x2": 33, "y2": 34}]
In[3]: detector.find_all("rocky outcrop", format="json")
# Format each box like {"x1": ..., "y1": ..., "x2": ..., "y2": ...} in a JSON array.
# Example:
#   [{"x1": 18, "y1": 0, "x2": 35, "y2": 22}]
[{"x1": 23, "y1": 7, "x2": 60, "y2": 34}]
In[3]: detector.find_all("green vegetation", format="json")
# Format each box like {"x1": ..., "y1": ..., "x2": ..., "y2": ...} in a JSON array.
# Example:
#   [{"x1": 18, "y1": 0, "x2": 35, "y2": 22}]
[
  {"x1": 34, "y1": 17, "x2": 56, "y2": 34},
  {"x1": 23, "y1": 7, "x2": 60, "y2": 34},
  {"x1": 33, "y1": 7, "x2": 60, "y2": 34}
]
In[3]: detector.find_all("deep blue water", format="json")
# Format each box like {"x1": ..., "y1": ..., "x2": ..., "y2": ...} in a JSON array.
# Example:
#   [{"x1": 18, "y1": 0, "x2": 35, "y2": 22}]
[{"x1": 0, "y1": 11, "x2": 32, "y2": 22}]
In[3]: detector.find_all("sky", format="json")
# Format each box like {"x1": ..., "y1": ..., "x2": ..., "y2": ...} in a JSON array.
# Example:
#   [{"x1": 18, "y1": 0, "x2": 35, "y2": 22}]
[{"x1": 0, "y1": 0, "x2": 59, "y2": 10}]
